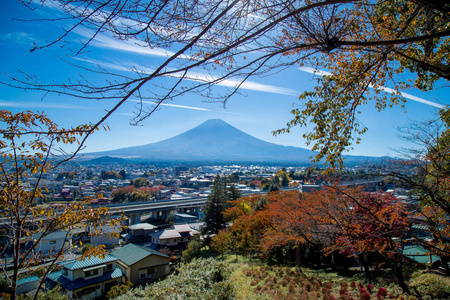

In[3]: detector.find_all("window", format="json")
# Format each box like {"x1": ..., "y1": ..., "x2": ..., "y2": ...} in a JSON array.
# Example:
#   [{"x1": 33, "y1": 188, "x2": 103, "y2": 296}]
[
  {"x1": 49, "y1": 240, "x2": 56, "y2": 245},
  {"x1": 106, "y1": 264, "x2": 113, "y2": 271},
  {"x1": 77, "y1": 286, "x2": 97, "y2": 297},
  {"x1": 85, "y1": 269, "x2": 99, "y2": 277},
  {"x1": 62, "y1": 269, "x2": 68, "y2": 276},
  {"x1": 147, "y1": 267, "x2": 155, "y2": 275}
]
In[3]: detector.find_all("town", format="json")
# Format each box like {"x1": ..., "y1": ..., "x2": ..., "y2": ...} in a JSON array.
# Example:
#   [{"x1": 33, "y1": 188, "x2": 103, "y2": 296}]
[{"x1": 3, "y1": 158, "x2": 429, "y2": 299}]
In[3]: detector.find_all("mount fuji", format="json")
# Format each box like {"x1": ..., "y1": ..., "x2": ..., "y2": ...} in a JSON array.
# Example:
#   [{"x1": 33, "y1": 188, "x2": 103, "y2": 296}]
[{"x1": 84, "y1": 119, "x2": 376, "y2": 164}]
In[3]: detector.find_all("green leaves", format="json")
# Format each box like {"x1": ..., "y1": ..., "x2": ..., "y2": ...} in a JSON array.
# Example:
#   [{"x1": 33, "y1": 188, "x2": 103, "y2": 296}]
[{"x1": 274, "y1": 0, "x2": 449, "y2": 168}]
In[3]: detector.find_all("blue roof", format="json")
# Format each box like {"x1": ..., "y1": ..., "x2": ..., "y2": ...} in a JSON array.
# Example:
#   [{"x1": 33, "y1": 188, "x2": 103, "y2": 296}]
[
  {"x1": 111, "y1": 244, "x2": 169, "y2": 266},
  {"x1": 47, "y1": 269, "x2": 123, "y2": 291},
  {"x1": 17, "y1": 276, "x2": 39, "y2": 286},
  {"x1": 64, "y1": 255, "x2": 118, "y2": 271},
  {"x1": 403, "y1": 245, "x2": 441, "y2": 264}
]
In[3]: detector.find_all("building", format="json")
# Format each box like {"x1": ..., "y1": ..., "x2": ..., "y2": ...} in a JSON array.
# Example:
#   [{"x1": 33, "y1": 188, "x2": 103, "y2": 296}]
[
  {"x1": 46, "y1": 255, "x2": 124, "y2": 299},
  {"x1": 111, "y1": 243, "x2": 170, "y2": 284},
  {"x1": 90, "y1": 224, "x2": 121, "y2": 248},
  {"x1": 298, "y1": 184, "x2": 322, "y2": 193},
  {"x1": 122, "y1": 223, "x2": 157, "y2": 244},
  {"x1": 149, "y1": 224, "x2": 199, "y2": 249},
  {"x1": 33, "y1": 231, "x2": 72, "y2": 255},
  {"x1": 16, "y1": 276, "x2": 40, "y2": 296},
  {"x1": 173, "y1": 213, "x2": 198, "y2": 223}
]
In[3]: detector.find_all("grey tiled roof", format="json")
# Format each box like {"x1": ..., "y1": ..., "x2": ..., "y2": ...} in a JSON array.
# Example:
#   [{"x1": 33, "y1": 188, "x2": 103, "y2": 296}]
[{"x1": 111, "y1": 243, "x2": 169, "y2": 266}]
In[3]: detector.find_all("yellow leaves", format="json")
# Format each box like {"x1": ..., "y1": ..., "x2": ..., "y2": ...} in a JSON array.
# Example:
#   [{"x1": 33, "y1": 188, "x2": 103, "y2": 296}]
[{"x1": 31, "y1": 165, "x2": 39, "y2": 174}]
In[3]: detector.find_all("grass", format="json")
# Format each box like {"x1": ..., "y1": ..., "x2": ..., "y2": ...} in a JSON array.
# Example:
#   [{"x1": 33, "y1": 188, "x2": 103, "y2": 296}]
[
  {"x1": 208, "y1": 252, "x2": 424, "y2": 300},
  {"x1": 194, "y1": 247, "x2": 448, "y2": 299}
]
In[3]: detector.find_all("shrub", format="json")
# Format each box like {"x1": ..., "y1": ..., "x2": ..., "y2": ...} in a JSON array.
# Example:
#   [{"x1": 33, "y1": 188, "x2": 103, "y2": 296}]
[
  {"x1": 117, "y1": 257, "x2": 234, "y2": 300},
  {"x1": 360, "y1": 289, "x2": 371, "y2": 300},
  {"x1": 378, "y1": 287, "x2": 388, "y2": 297},
  {"x1": 181, "y1": 238, "x2": 202, "y2": 262},
  {"x1": 409, "y1": 272, "x2": 450, "y2": 299},
  {"x1": 107, "y1": 281, "x2": 132, "y2": 299}
]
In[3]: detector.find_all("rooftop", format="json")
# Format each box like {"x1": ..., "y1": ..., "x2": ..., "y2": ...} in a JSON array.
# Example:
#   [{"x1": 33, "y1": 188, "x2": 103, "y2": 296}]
[
  {"x1": 47, "y1": 269, "x2": 123, "y2": 291},
  {"x1": 111, "y1": 243, "x2": 168, "y2": 266},
  {"x1": 63, "y1": 255, "x2": 118, "y2": 271}
]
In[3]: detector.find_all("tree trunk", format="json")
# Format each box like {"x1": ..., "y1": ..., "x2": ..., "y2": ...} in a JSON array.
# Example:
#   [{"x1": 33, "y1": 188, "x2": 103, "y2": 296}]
[
  {"x1": 441, "y1": 256, "x2": 450, "y2": 276},
  {"x1": 358, "y1": 253, "x2": 371, "y2": 283},
  {"x1": 393, "y1": 254, "x2": 410, "y2": 294}
]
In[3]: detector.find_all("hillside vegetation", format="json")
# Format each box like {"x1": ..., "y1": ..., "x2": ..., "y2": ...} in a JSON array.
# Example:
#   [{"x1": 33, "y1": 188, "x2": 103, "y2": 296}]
[{"x1": 116, "y1": 255, "x2": 450, "y2": 300}]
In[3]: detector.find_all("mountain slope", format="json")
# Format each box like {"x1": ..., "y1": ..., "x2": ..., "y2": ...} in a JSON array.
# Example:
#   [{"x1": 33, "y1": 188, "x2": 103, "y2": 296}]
[{"x1": 85, "y1": 119, "x2": 374, "y2": 163}]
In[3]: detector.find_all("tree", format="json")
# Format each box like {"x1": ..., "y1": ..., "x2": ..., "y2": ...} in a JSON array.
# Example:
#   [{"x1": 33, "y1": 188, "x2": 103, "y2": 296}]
[
  {"x1": 313, "y1": 187, "x2": 411, "y2": 291},
  {"x1": 224, "y1": 194, "x2": 273, "y2": 257},
  {"x1": 166, "y1": 210, "x2": 175, "y2": 225},
  {"x1": 130, "y1": 187, "x2": 154, "y2": 202},
  {"x1": 204, "y1": 174, "x2": 228, "y2": 234},
  {"x1": 6, "y1": 1, "x2": 449, "y2": 166},
  {"x1": 119, "y1": 169, "x2": 127, "y2": 179},
  {"x1": 276, "y1": 169, "x2": 291, "y2": 187},
  {"x1": 228, "y1": 172, "x2": 239, "y2": 183},
  {"x1": 181, "y1": 237, "x2": 202, "y2": 262},
  {"x1": 55, "y1": 172, "x2": 76, "y2": 181},
  {"x1": 227, "y1": 184, "x2": 241, "y2": 202},
  {"x1": 210, "y1": 229, "x2": 230, "y2": 258},
  {"x1": 133, "y1": 177, "x2": 151, "y2": 188},
  {"x1": 111, "y1": 185, "x2": 136, "y2": 203},
  {"x1": 85, "y1": 169, "x2": 94, "y2": 180},
  {"x1": 100, "y1": 170, "x2": 121, "y2": 180},
  {"x1": 0, "y1": 110, "x2": 121, "y2": 300},
  {"x1": 382, "y1": 108, "x2": 450, "y2": 274}
]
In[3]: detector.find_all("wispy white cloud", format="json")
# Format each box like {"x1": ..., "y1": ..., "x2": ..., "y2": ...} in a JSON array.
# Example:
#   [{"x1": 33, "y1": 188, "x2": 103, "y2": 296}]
[
  {"x1": 76, "y1": 56, "x2": 298, "y2": 96},
  {"x1": 299, "y1": 66, "x2": 331, "y2": 77},
  {"x1": 0, "y1": 32, "x2": 38, "y2": 45},
  {"x1": 299, "y1": 66, "x2": 445, "y2": 109},
  {"x1": 129, "y1": 99, "x2": 210, "y2": 111},
  {"x1": 375, "y1": 86, "x2": 445, "y2": 109},
  {"x1": 172, "y1": 70, "x2": 298, "y2": 96},
  {"x1": 75, "y1": 29, "x2": 193, "y2": 60},
  {"x1": 0, "y1": 100, "x2": 92, "y2": 110}
]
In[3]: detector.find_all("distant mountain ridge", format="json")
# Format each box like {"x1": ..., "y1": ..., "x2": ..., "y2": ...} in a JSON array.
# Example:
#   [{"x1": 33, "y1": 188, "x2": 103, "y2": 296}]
[{"x1": 83, "y1": 119, "x2": 378, "y2": 164}]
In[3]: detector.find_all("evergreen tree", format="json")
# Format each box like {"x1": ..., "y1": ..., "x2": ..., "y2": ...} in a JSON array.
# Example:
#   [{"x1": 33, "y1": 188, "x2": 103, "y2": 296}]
[
  {"x1": 268, "y1": 175, "x2": 281, "y2": 191},
  {"x1": 227, "y1": 184, "x2": 241, "y2": 201},
  {"x1": 204, "y1": 174, "x2": 228, "y2": 234},
  {"x1": 268, "y1": 182, "x2": 280, "y2": 192}
]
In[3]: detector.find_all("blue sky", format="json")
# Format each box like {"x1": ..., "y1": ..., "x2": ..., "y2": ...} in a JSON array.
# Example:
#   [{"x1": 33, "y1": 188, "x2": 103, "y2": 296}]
[{"x1": 1, "y1": 1, "x2": 448, "y2": 159}]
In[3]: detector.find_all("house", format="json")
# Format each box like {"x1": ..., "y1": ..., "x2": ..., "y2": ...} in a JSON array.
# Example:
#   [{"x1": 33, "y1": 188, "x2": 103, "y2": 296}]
[
  {"x1": 298, "y1": 184, "x2": 322, "y2": 193},
  {"x1": 149, "y1": 224, "x2": 199, "y2": 248},
  {"x1": 16, "y1": 276, "x2": 39, "y2": 296},
  {"x1": 111, "y1": 243, "x2": 170, "y2": 284},
  {"x1": 90, "y1": 223, "x2": 121, "y2": 247},
  {"x1": 33, "y1": 231, "x2": 72, "y2": 255},
  {"x1": 46, "y1": 255, "x2": 124, "y2": 299},
  {"x1": 173, "y1": 213, "x2": 197, "y2": 223},
  {"x1": 122, "y1": 223, "x2": 157, "y2": 244}
]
